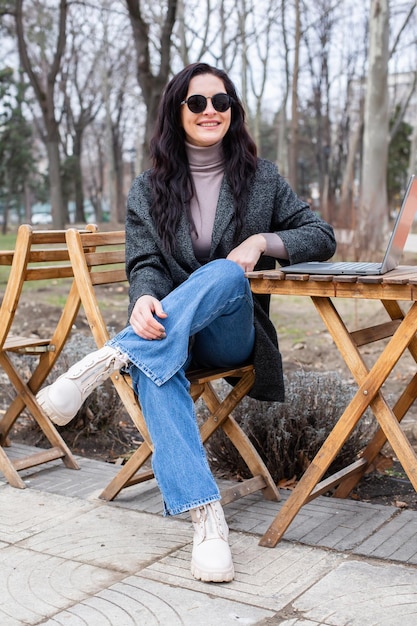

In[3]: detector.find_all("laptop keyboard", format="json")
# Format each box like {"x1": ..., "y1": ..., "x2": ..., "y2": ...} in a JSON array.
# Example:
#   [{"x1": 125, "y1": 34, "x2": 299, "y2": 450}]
[{"x1": 329, "y1": 262, "x2": 382, "y2": 272}]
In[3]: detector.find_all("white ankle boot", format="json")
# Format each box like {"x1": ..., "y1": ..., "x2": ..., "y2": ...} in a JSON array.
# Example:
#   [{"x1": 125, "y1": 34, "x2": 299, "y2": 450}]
[
  {"x1": 36, "y1": 345, "x2": 129, "y2": 426},
  {"x1": 190, "y1": 501, "x2": 234, "y2": 582}
]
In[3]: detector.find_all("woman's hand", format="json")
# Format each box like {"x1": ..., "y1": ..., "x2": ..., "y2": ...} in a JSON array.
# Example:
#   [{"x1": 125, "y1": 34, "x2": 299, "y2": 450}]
[
  {"x1": 226, "y1": 234, "x2": 266, "y2": 272},
  {"x1": 129, "y1": 295, "x2": 168, "y2": 340}
]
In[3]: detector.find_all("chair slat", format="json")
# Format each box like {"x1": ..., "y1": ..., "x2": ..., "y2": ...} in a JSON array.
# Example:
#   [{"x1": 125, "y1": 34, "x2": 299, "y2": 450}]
[
  {"x1": 85, "y1": 249, "x2": 126, "y2": 267},
  {"x1": 29, "y1": 249, "x2": 70, "y2": 262},
  {"x1": 89, "y1": 268, "x2": 127, "y2": 285},
  {"x1": 25, "y1": 265, "x2": 74, "y2": 281}
]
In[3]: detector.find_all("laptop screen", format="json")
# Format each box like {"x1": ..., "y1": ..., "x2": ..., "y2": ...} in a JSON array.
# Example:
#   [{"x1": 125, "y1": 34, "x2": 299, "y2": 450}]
[{"x1": 382, "y1": 175, "x2": 417, "y2": 272}]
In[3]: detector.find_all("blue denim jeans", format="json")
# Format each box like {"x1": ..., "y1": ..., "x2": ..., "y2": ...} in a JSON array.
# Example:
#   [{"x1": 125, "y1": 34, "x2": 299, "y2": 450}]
[{"x1": 107, "y1": 259, "x2": 255, "y2": 515}]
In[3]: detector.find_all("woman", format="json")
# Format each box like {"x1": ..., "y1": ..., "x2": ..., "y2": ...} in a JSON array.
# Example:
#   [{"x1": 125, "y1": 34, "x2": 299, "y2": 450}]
[{"x1": 37, "y1": 63, "x2": 336, "y2": 583}]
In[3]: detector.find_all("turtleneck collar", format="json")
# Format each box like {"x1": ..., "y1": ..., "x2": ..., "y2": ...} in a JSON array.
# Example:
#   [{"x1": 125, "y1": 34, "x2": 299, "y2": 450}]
[{"x1": 185, "y1": 140, "x2": 224, "y2": 170}]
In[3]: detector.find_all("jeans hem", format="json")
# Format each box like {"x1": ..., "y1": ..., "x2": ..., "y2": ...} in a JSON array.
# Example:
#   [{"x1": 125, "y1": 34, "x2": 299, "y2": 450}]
[
  {"x1": 107, "y1": 336, "x2": 187, "y2": 386},
  {"x1": 163, "y1": 493, "x2": 221, "y2": 516}
]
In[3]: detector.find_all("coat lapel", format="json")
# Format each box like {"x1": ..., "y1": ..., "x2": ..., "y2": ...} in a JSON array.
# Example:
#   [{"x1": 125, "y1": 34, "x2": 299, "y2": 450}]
[
  {"x1": 175, "y1": 211, "x2": 201, "y2": 270},
  {"x1": 210, "y1": 178, "x2": 235, "y2": 257},
  {"x1": 175, "y1": 177, "x2": 235, "y2": 265}
]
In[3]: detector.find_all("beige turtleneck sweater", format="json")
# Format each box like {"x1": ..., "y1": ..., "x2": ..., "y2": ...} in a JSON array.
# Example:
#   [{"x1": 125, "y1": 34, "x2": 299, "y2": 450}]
[
  {"x1": 186, "y1": 141, "x2": 223, "y2": 262},
  {"x1": 185, "y1": 141, "x2": 287, "y2": 263}
]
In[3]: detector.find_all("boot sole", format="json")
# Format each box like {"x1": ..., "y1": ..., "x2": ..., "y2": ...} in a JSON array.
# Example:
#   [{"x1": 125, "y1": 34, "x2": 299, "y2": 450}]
[
  {"x1": 37, "y1": 388, "x2": 76, "y2": 426},
  {"x1": 191, "y1": 560, "x2": 235, "y2": 583}
]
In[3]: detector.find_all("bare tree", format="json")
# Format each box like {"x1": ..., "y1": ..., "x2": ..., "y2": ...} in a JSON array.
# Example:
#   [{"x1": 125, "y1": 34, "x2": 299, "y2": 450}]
[
  {"x1": 246, "y1": 0, "x2": 277, "y2": 150},
  {"x1": 175, "y1": 0, "x2": 213, "y2": 65},
  {"x1": 302, "y1": 0, "x2": 337, "y2": 221},
  {"x1": 275, "y1": 0, "x2": 291, "y2": 178},
  {"x1": 60, "y1": 8, "x2": 105, "y2": 223},
  {"x1": 288, "y1": 0, "x2": 301, "y2": 191},
  {"x1": 15, "y1": 0, "x2": 68, "y2": 228},
  {"x1": 125, "y1": 0, "x2": 177, "y2": 170},
  {"x1": 358, "y1": 0, "x2": 390, "y2": 257}
]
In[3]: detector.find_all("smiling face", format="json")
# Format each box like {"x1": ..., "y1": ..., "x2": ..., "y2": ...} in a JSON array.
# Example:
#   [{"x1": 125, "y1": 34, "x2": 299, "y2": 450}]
[{"x1": 180, "y1": 74, "x2": 232, "y2": 147}]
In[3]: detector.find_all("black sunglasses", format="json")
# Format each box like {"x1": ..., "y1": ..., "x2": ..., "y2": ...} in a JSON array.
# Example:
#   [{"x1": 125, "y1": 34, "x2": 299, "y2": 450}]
[{"x1": 180, "y1": 93, "x2": 233, "y2": 114}]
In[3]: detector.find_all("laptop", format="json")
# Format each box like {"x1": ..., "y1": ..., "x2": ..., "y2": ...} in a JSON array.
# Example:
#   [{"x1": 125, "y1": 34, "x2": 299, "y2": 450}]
[{"x1": 281, "y1": 174, "x2": 417, "y2": 276}]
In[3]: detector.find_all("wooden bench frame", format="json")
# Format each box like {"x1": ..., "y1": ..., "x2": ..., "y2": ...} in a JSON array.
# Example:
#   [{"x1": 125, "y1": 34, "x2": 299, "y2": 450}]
[
  {"x1": 65, "y1": 227, "x2": 280, "y2": 505},
  {"x1": 0, "y1": 224, "x2": 96, "y2": 487}
]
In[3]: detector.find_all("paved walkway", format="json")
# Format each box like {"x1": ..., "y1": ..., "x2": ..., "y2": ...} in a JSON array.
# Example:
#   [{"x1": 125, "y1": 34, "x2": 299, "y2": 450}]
[{"x1": 1, "y1": 443, "x2": 417, "y2": 625}]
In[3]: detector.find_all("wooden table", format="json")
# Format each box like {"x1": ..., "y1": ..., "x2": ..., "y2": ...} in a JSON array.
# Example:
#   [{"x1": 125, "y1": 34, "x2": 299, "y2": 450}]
[{"x1": 247, "y1": 266, "x2": 417, "y2": 547}]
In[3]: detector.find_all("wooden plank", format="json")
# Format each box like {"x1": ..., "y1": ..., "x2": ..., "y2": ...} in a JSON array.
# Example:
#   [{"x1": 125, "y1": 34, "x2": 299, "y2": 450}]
[
  {"x1": 73, "y1": 230, "x2": 125, "y2": 247},
  {"x1": 4, "y1": 336, "x2": 50, "y2": 350},
  {"x1": 282, "y1": 273, "x2": 310, "y2": 281},
  {"x1": 31, "y1": 230, "x2": 67, "y2": 244},
  {"x1": 26, "y1": 265, "x2": 74, "y2": 280},
  {"x1": 187, "y1": 364, "x2": 254, "y2": 384},
  {"x1": 332, "y1": 275, "x2": 359, "y2": 283},
  {"x1": 90, "y1": 268, "x2": 127, "y2": 285},
  {"x1": 308, "y1": 458, "x2": 368, "y2": 499},
  {"x1": 29, "y1": 249, "x2": 70, "y2": 262},
  {"x1": 306, "y1": 274, "x2": 334, "y2": 282},
  {"x1": 350, "y1": 319, "x2": 402, "y2": 347},
  {"x1": 357, "y1": 275, "x2": 384, "y2": 284},
  {"x1": 110, "y1": 468, "x2": 155, "y2": 489},
  {"x1": 250, "y1": 277, "x2": 417, "y2": 301},
  {"x1": 220, "y1": 475, "x2": 267, "y2": 505},
  {"x1": 12, "y1": 447, "x2": 64, "y2": 471},
  {"x1": 85, "y1": 249, "x2": 125, "y2": 266},
  {"x1": 0, "y1": 251, "x2": 14, "y2": 266}
]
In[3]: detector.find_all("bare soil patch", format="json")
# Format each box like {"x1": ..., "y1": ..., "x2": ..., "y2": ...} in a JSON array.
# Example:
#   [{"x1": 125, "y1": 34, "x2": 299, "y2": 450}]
[{"x1": 3, "y1": 282, "x2": 417, "y2": 510}]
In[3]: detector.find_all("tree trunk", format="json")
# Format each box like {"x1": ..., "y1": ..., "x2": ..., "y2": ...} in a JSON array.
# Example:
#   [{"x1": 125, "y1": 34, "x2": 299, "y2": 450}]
[
  {"x1": 288, "y1": 0, "x2": 300, "y2": 190},
  {"x1": 15, "y1": 0, "x2": 67, "y2": 229},
  {"x1": 126, "y1": 0, "x2": 177, "y2": 171},
  {"x1": 276, "y1": 0, "x2": 290, "y2": 177},
  {"x1": 339, "y1": 117, "x2": 363, "y2": 230},
  {"x1": 358, "y1": 0, "x2": 390, "y2": 258},
  {"x1": 46, "y1": 139, "x2": 66, "y2": 228},
  {"x1": 73, "y1": 130, "x2": 86, "y2": 223}
]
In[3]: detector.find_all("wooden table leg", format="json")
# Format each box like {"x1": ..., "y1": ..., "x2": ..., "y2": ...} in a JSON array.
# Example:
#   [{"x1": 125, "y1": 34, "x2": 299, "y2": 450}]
[
  {"x1": 313, "y1": 296, "x2": 417, "y2": 491},
  {"x1": 259, "y1": 297, "x2": 417, "y2": 548}
]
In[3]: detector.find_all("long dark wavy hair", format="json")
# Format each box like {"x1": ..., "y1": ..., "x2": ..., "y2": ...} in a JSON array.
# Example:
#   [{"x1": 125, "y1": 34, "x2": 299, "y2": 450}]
[{"x1": 149, "y1": 63, "x2": 258, "y2": 253}]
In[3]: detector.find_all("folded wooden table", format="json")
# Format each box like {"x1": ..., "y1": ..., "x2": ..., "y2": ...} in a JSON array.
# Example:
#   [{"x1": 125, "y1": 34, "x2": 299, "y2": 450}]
[{"x1": 247, "y1": 267, "x2": 417, "y2": 547}]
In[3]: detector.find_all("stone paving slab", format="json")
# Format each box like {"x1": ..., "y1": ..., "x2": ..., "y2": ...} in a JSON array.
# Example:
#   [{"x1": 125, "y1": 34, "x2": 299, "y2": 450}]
[
  {"x1": 0, "y1": 545, "x2": 123, "y2": 626},
  {"x1": 139, "y1": 533, "x2": 344, "y2": 613},
  {"x1": 0, "y1": 485, "x2": 98, "y2": 543},
  {"x1": 227, "y1": 491, "x2": 399, "y2": 551},
  {"x1": 40, "y1": 575, "x2": 276, "y2": 626},
  {"x1": 292, "y1": 559, "x2": 417, "y2": 626},
  {"x1": 353, "y1": 508, "x2": 417, "y2": 564},
  {"x1": 18, "y1": 502, "x2": 192, "y2": 574}
]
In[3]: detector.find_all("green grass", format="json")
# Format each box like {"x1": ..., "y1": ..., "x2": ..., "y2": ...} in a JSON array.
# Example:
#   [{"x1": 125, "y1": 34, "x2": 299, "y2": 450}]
[
  {"x1": 0, "y1": 233, "x2": 17, "y2": 249},
  {"x1": 0, "y1": 233, "x2": 16, "y2": 286}
]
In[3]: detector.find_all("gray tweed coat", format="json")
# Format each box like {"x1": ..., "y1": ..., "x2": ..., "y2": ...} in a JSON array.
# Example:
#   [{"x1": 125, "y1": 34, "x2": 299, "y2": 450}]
[{"x1": 125, "y1": 158, "x2": 336, "y2": 402}]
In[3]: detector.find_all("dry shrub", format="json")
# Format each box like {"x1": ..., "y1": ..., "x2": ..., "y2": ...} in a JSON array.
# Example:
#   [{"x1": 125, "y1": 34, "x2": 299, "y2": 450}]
[{"x1": 200, "y1": 369, "x2": 377, "y2": 486}]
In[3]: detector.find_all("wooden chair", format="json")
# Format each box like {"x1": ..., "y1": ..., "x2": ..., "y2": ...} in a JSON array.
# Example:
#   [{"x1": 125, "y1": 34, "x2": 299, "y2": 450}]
[
  {"x1": 0, "y1": 223, "x2": 96, "y2": 488},
  {"x1": 64, "y1": 227, "x2": 280, "y2": 505}
]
